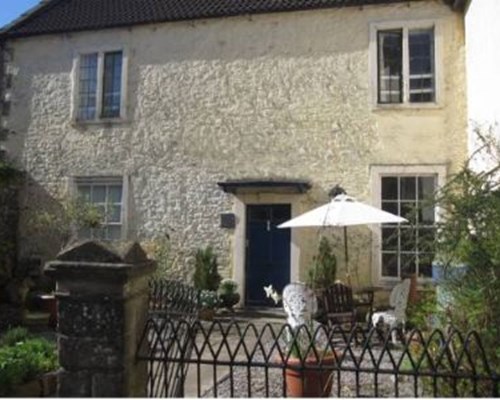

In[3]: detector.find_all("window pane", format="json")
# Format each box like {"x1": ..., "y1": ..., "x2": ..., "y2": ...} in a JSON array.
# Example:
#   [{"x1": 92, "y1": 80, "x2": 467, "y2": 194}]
[
  {"x1": 400, "y1": 202, "x2": 417, "y2": 224},
  {"x1": 92, "y1": 186, "x2": 106, "y2": 203},
  {"x1": 418, "y1": 227, "x2": 436, "y2": 252},
  {"x1": 108, "y1": 185, "x2": 122, "y2": 203},
  {"x1": 418, "y1": 176, "x2": 435, "y2": 200},
  {"x1": 77, "y1": 185, "x2": 91, "y2": 202},
  {"x1": 409, "y1": 28, "x2": 435, "y2": 103},
  {"x1": 378, "y1": 30, "x2": 402, "y2": 104},
  {"x1": 401, "y1": 254, "x2": 416, "y2": 277},
  {"x1": 382, "y1": 177, "x2": 398, "y2": 200},
  {"x1": 400, "y1": 228, "x2": 416, "y2": 251},
  {"x1": 382, "y1": 201, "x2": 398, "y2": 216},
  {"x1": 419, "y1": 206, "x2": 435, "y2": 224},
  {"x1": 382, "y1": 253, "x2": 398, "y2": 277},
  {"x1": 401, "y1": 177, "x2": 416, "y2": 200},
  {"x1": 108, "y1": 205, "x2": 121, "y2": 223},
  {"x1": 102, "y1": 51, "x2": 123, "y2": 118},
  {"x1": 107, "y1": 225, "x2": 122, "y2": 240},
  {"x1": 382, "y1": 227, "x2": 398, "y2": 251},
  {"x1": 78, "y1": 53, "x2": 98, "y2": 120}
]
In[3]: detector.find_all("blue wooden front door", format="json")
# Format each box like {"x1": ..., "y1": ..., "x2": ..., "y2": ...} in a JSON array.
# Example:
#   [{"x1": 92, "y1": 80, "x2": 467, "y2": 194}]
[{"x1": 245, "y1": 204, "x2": 291, "y2": 306}]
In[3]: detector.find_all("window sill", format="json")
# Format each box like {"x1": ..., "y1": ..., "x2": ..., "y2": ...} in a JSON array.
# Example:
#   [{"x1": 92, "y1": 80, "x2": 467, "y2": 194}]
[
  {"x1": 72, "y1": 117, "x2": 130, "y2": 127},
  {"x1": 372, "y1": 102, "x2": 443, "y2": 112},
  {"x1": 377, "y1": 277, "x2": 433, "y2": 288}
]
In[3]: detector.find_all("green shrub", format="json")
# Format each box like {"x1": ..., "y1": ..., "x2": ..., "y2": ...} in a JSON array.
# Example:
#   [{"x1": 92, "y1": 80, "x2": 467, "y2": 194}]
[
  {"x1": 406, "y1": 288, "x2": 438, "y2": 331},
  {"x1": 218, "y1": 278, "x2": 238, "y2": 295},
  {"x1": 0, "y1": 327, "x2": 30, "y2": 347},
  {"x1": 0, "y1": 331, "x2": 58, "y2": 396},
  {"x1": 192, "y1": 246, "x2": 221, "y2": 291},
  {"x1": 306, "y1": 237, "x2": 337, "y2": 291}
]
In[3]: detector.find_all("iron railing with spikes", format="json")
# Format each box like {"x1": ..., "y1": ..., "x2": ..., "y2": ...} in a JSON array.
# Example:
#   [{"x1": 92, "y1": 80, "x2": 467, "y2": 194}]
[
  {"x1": 138, "y1": 280, "x2": 499, "y2": 397},
  {"x1": 137, "y1": 317, "x2": 500, "y2": 398},
  {"x1": 149, "y1": 278, "x2": 201, "y2": 318}
]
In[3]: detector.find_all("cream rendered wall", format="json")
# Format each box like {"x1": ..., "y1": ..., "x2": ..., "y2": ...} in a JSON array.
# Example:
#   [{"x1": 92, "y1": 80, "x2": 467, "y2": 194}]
[
  {"x1": 4, "y1": 1, "x2": 467, "y2": 293},
  {"x1": 465, "y1": 0, "x2": 500, "y2": 171}
]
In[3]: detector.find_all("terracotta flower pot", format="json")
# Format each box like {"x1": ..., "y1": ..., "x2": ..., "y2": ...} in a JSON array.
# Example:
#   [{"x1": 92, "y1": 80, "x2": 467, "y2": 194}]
[
  {"x1": 283, "y1": 354, "x2": 336, "y2": 398},
  {"x1": 219, "y1": 292, "x2": 240, "y2": 310},
  {"x1": 12, "y1": 371, "x2": 58, "y2": 397},
  {"x1": 198, "y1": 307, "x2": 215, "y2": 321}
]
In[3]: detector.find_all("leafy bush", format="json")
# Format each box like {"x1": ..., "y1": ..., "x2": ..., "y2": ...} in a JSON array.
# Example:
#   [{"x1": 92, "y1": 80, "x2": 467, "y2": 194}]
[
  {"x1": 0, "y1": 327, "x2": 30, "y2": 347},
  {"x1": 306, "y1": 237, "x2": 337, "y2": 290},
  {"x1": 406, "y1": 288, "x2": 438, "y2": 331},
  {"x1": 199, "y1": 290, "x2": 220, "y2": 309},
  {"x1": 434, "y1": 165, "x2": 500, "y2": 367},
  {"x1": 192, "y1": 246, "x2": 221, "y2": 291},
  {"x1": 0, "y1": 329, "x2": 58, "y2": 396},
  {"x1": 218, "y1": 279, "x2": 238, "y2": 295}
]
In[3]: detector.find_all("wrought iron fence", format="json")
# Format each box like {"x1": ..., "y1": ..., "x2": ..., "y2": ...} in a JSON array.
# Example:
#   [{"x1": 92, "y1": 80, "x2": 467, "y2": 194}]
[{"x1": 137, "y1": 280, "x2": 500, "y2": 398}]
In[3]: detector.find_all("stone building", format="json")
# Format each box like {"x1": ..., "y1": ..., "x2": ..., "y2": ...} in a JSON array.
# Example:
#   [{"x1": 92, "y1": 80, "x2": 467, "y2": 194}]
[{"x1": 0, "y1": 0, "x2": 468, "y2": 305}]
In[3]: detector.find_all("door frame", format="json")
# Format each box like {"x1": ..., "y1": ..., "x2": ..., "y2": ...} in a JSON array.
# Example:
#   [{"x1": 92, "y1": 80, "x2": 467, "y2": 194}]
[{"x1": 232, "y1": 193, "x2": 301, "y2": 306}]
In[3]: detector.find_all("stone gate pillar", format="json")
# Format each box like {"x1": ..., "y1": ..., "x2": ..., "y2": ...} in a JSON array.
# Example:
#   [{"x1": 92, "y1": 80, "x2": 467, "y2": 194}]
[{"x1": 45, "y1": 240, "x2": 155, "y2": 397}]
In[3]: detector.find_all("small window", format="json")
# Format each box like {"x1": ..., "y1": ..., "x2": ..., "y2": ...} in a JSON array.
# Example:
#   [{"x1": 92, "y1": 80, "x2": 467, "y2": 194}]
[
  {"x1": 75, "y1": 178, "x2": 124, "y2": 240},
  {"x1": 378, "y1": 30, "x2": 402, "y2": 104},
  {"x1": 78, "y1": 53, "x2": 98, "y2": 120},
  {"x1": 380, "y1": 175, "x2": 436, "y2": 279},
  {"x1": 76, "y1": 50, "x2": 125, "y2": 122},
  {"x1": 376, "y1": 26, "x2": 435, "y2": 105}
]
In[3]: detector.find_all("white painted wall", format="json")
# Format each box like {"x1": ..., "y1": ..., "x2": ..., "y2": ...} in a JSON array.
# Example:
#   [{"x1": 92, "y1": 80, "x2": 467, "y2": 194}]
[
  {"x1": 3, "y1": 1, "x2": 467, "y2": 289},
  {"x1": 465, "y1": 0, "x2": 500, "y2": 171}
]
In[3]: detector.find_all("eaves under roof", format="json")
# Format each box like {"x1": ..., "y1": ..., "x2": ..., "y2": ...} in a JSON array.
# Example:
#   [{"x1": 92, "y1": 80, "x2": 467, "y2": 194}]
[{"x1": 0, "y1": 0, "x2": 462, "y2": 40}]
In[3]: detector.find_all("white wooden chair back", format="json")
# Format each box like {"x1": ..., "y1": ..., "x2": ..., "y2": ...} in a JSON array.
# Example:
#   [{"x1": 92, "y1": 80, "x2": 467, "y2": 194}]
[{"x1": 389, "y1": 278, "x2": 411, "y2": 321}]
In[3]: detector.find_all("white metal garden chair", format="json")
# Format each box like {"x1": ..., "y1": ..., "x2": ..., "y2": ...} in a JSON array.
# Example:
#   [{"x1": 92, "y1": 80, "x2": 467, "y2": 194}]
[{"x1": 371, "y1": 278, "x2": 411, "y2": 344}]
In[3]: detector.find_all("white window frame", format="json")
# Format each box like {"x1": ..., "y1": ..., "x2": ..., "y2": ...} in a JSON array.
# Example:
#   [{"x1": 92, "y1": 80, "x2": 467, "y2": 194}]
[
  {"x1": 370, "y1": 164, "x2": 447, "y2": 286},
  {"x1": 72, "y1": 176, "x2": 128, "y2": 241},
  {"x1": 71, "y1": 47, "x2": 128, "y2": 123},
  {"x1": 369, "y1": 19, "x2": 443, "y2": 109}
]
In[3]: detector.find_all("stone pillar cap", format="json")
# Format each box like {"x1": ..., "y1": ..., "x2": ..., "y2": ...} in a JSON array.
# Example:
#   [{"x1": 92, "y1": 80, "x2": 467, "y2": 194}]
[{"x1": 44, "y1": 240, "x2": 155, "y2": 281}]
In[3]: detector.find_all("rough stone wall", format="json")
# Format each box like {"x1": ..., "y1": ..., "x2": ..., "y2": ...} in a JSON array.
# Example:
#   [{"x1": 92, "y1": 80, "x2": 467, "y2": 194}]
[{"x1": 4, "y1": 2, "x2": 468, "y2": 284}]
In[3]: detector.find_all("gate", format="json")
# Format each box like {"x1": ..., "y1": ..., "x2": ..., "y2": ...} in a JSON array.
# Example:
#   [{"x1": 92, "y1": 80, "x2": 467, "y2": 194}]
[{"x1": 137, "y1": 280, "x2": 500, "y2": 397}]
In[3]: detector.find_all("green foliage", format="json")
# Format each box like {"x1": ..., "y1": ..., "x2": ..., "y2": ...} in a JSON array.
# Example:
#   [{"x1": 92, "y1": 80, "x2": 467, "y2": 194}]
[
  {"x1": 0, "y1": 327, "x2": 30, "y2": 347},
  {"x1": 199, "y1": 290, "x2": 220, "y2": 309},
  {"x1": 28, "y1": 196, "x2": 104, "y2": 250},
  {"x1": 406, "y1": 289, "x2": 438, "y2": 331},
  {"x1": 430, "y1": 132, "x2": 500, "y2": 376},
  {"x1": 151, "y1": 235, "x2": 173, "y2": 278},
  {"x1": 192, "y1": 246, "x2": 221, "y2": 291},
  {"x1": 0, "y1": 160, "x2": 20, "y2": 187},
  {"x1": 218, "y1": 278, "x2": 238, "y2": 295},
  {"x1": 0, "y1": 329, "x2": 58, "y2": 396},
  {"x1": 306, "y1": 237, "x2": 337, "y2": 290}
]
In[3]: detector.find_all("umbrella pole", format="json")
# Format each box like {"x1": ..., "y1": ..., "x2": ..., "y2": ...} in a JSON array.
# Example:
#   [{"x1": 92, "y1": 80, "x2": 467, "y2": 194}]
[{"x1": 344, "y1": 226, "x2": 351, "y2": 286}]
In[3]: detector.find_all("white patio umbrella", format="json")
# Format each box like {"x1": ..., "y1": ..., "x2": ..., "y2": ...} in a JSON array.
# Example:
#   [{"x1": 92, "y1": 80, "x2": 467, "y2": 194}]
[{"x1": 278, "y1": 194, "x2": 408, "y2": 282}]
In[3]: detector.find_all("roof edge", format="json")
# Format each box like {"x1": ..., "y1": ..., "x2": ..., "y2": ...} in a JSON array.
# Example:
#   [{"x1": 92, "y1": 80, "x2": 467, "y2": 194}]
[{"x1": 1, "y1": 0, "x2": 463, "y2": 41}]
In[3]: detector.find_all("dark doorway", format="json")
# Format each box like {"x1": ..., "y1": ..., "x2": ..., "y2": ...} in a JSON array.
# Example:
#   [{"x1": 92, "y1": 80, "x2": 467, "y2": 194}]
[{"x1": 245, "y1": 204, "x2": 291, "y2": 306}]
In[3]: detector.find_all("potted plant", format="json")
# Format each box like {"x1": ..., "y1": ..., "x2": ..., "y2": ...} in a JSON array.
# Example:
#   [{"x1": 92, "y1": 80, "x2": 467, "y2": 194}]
[
  {"x1": 0, "y1": 327, "x2": 58, "y2": 397},
  {"x1": 306, "y1": 237, "x2": 337, "y2": 293},
  {"x1": 192, "y1": 246, "x2": 222, "y2": 292},
  {"x1": 306, "y1": 237, "x2": 337, "y2": 322},
  {"x1": 198, "y1": 290, "x2": 219, "y2": 321},
  {"x1": 264, "y1": 284, "x2": 336, "y2": 397},
  {"x1": 218, "y1": 279, "x2": 240, "y2": 311}
]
